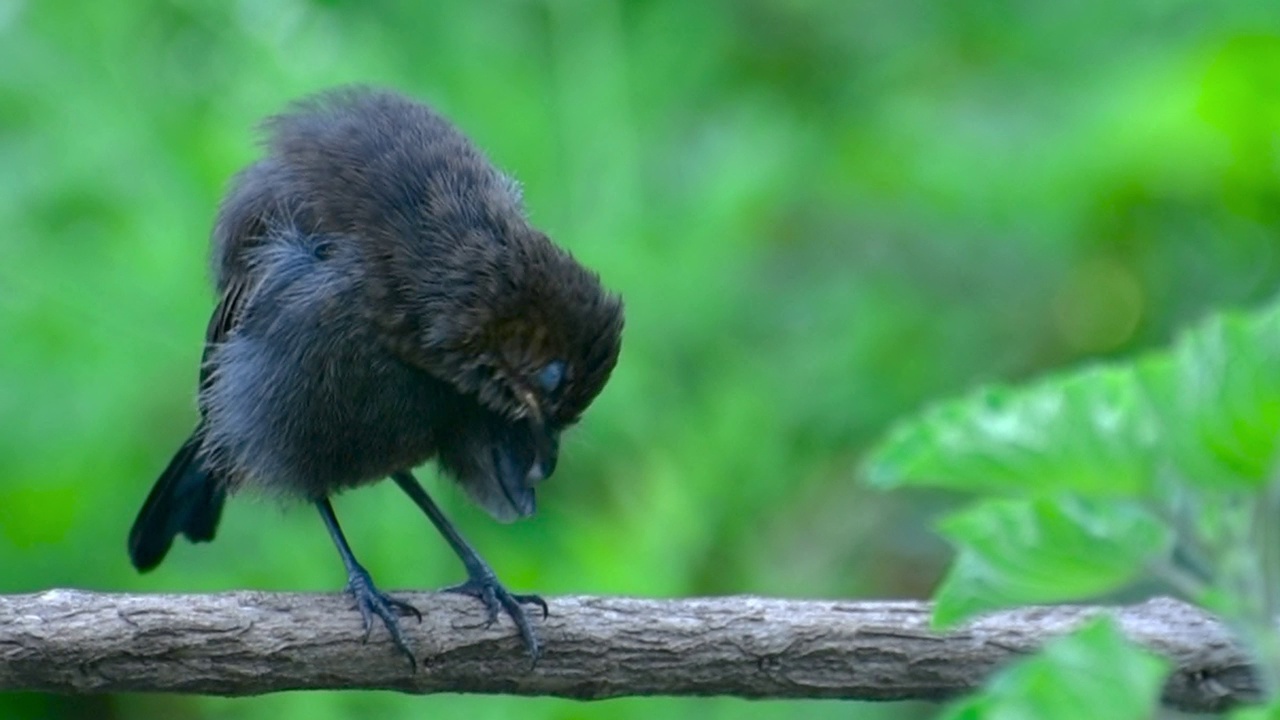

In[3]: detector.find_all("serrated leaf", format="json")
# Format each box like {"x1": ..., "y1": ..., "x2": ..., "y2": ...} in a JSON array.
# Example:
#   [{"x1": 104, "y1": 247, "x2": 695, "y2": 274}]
[
  {"x1": 1141, "y1": 303, "x2": 1280, "y2": 488},
  {"x1": 941, "y1": 618, "x2": 1169, "y2": 720},
  {"x1": 932, "y1": 497, "x2": 1173, "y2": 626},
  {"x1": 866, "y1": 299, "x2": 1280, "y2": 497},
  {"x1": 865, "y1": 364, "x2": 1159, "y2": 498}
]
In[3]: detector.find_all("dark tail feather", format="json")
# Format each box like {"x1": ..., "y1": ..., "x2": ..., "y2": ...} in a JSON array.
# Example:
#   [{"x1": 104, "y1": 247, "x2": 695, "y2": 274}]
[{"x1": 128, "y1": 432, "x2": 227, "y2": 572}]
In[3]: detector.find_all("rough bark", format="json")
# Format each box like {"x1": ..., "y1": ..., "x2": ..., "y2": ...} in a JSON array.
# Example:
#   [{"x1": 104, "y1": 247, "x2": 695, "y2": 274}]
[{"x1": 0, "y1": 590, "x2": 1258, "y2": 712}]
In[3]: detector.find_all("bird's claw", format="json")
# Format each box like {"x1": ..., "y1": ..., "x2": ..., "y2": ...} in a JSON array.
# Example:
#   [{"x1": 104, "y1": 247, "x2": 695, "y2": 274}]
[
  {"x1": 346, "y1": 566, "x2": 421, "y2": 669},
  {"x1": 444, "y1": 574, "x2": 546, "y2": 661}
]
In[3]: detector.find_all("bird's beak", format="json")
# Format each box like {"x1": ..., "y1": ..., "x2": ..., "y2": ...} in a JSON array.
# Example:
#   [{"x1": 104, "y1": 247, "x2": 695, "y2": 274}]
[
  {"x1": 491, "y1": 442, "x2": 538, "y2": 518},
  {"x1": 525, "y1": 395, "x2": 559, "y2": 483},
  {"x1": 526, "y1": 423, "x2": 558, "y2": 484},
  {"x1": 492, "y1": 414, "x2": 559, "y2": 519},
  {"x1": 490, "y1": 391, "x2": 559, "y2": 517},
  {"x1": 513, "y1": 388, "x2": 556, "y2": 483}
]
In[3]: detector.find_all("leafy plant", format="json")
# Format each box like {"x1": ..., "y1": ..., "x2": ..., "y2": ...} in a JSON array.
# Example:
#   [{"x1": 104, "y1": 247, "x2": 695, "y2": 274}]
[{"x1": 867, "y1": 298, "x2": 1280, "y2": 717}]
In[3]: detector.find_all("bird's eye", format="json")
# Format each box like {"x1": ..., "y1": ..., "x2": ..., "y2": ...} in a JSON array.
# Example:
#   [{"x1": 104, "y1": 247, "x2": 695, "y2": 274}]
[
  {"x1": 535, "y1": 360, "x2": 565, "y2": 394},
  {"x1": 313, "y1": 240, "x2": 335, "y2": 260}
]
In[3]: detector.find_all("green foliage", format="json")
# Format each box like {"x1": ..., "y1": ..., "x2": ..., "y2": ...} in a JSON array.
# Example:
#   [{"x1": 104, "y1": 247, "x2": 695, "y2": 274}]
[
  {"x1": 869, "y1": 296, "x2": 1280, "y2": 707},
  {"x1": 866, "y1": 365, "x2": 1161, "y2": 498},
  {"x1": 932, "y1": 497, "x2": 1170, "y2": 627},
  {"x1": 869, "y1": 298, "x2": 1280, "y2": 616},
  {"x1": 870, "y1": 299, "x2": 1280, "y2": 498},
  {"x1": 1141, "y1": 303, "x2": 1280, "y2": 489},
  {"x1": 941, "y1": 619, "x2": 1169, "y2": 720}
]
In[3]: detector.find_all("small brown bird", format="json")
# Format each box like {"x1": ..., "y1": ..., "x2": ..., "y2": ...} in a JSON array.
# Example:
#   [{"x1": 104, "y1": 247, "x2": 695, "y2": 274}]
[{"x1": 127, "y1": 86, "x2": 624, "y2": 665}]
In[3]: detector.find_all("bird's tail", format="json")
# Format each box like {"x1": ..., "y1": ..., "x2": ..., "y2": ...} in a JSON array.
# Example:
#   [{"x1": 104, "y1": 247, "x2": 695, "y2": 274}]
[{"x1": 127, "y1": 430, "x2": 227, "y2": 572}]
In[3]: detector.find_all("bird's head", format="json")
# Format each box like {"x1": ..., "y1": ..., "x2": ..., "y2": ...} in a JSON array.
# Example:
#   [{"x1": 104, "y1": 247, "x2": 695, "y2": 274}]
[{"x1": 406, "y1": 217, "x2": 624, "y2": 521}]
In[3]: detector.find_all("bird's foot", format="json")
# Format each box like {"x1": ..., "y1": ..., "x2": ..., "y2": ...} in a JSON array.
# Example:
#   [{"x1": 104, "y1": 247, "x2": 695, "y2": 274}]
[
  {"x1": 345, "y1": 565, "x2": 422, "y2": 669},
  {"x1": 444, "y1": 569, "x2": 547, "y2": 662}
]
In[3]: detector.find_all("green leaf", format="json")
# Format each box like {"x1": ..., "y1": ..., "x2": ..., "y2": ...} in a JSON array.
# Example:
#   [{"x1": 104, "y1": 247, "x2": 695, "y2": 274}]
[
  {"x1": 866, "y1": 299, "x2": 1280, "y2": 497},
  {"x1": 933, "y1": 497, "x2": 1173, "y2": 626},
  {"x1": 1140, "y1": 303, "x2": 1280, "y2": 488},
  {"x1": 941, "y1": 618, "x2": 1169, "y2": 720},
  {"x1": 865, "y1": 364, "x2": 1160, "y2": 498}
]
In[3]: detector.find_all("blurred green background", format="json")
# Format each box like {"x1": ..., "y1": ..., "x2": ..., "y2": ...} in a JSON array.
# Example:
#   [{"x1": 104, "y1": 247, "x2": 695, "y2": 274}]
[{"x1": 1, "y1": 0, "x2": 1278, "y2": 718}]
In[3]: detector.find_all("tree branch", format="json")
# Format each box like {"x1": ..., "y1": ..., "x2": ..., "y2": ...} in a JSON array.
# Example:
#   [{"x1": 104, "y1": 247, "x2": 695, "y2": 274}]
[{"x1": 0, "y1": 590, "x2": 1258, "y2": 712}]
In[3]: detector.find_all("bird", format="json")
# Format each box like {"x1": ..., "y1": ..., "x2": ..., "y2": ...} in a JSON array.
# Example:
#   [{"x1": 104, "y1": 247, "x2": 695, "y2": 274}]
[{"x1": 126, "y1": 86, "x2": 625, "y2": 667}]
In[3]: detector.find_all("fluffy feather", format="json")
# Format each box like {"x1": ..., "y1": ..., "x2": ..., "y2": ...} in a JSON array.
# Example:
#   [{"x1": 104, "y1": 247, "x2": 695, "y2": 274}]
[{"x1": 129, "y1": 86, "x2": 623, "y2": 567}]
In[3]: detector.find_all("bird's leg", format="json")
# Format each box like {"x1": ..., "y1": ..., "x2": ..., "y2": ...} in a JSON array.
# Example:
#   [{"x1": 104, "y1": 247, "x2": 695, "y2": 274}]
[
  {"x1": 391, "y1": 471, "x2": 547, "y2": 661},
  {"x1": 317, "y1": 498, "x2": 421, "y2": 668}
]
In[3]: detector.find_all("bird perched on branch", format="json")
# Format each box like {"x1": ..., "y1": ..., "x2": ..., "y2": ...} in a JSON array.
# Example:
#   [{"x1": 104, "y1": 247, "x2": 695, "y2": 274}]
[{"x1": 127, "y1": 86, "x2": 624, "y2": 666}]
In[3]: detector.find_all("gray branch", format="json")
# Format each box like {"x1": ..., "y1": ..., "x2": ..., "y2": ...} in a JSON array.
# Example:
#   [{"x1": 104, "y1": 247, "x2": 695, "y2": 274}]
[{"x1": 0, "y1": 590, "x2": 1258, "y2": 712}]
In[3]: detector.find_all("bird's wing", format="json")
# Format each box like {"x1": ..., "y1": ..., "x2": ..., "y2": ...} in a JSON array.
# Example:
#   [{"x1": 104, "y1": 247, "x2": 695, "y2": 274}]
[
  {"x1": 198, "y1": 272, "x2": 252, "y2": 398},
  {"x1": 199, "y1": 160, "x2": 288, "y2": 397}
]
